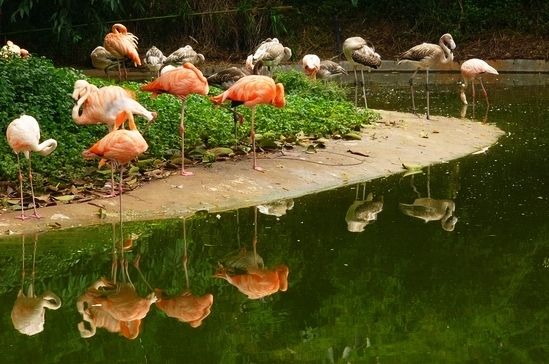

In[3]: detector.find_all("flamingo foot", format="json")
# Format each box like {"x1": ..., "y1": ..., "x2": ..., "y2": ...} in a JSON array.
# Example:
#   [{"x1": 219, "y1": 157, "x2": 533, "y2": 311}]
[
  {"x1": 253, "y1": 165, "x2": 265, "y2": 172},
  {"x1": 14, "y1": 214, "x2": 30, "y2": 220},
  {"x1": 29, "y1": 212, "x2": 42, "y2": 219},
  {"x1": 180, "y1": 170, "x2": 194, "y2": 176}
]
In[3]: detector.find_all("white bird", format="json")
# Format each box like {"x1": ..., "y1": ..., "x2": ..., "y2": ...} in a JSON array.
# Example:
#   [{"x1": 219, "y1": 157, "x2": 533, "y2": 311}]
[
  {"x1": 460, "y1": 58, "x2": 498, "y2": 105},
  {"x1": 397, "y1": 33, "x2": 456, "y2": 119},
  {"x1": 302, "y1": 54, "x2": 321, "y2": 80},
  {"x1": 343, "y1": 37, "x2": 381, "y2": 108},
  {"x1": 90, "y1": 46, "x2": 119, "y2": 81},
  {"x1": 1, "y1": 40, "x2": 28, "y2": 58},
  {"x1": 164, "y1": 45, "x2": 205, "y2": 67},
  {"x1": 144, "y1": 46, "x2": 166, "y2": 79},
  {"x1": 251, "y1": 38, "x2": 292, "y2": 74},
  {"x1": 6, "y1": 115, "x2": 57, "y2": 219}
]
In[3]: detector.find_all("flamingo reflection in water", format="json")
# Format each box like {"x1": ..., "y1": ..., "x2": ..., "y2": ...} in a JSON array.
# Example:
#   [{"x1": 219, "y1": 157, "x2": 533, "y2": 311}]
[
  {"x1": 214, "y1": 206, "x2": 289, "y2": 299},
  {"x1": 11, "y1": 234, "x2": 61, "y2": 336},
  {"x1": 153, "y1": 217, "x2": 213, "y2": 328},
  {"x1": 77, "y1": 224, "x2": 156, "y2": 339},
  {"x1": 345, "y1": 183, "x2": 384, "y2": 233},
  {"x1": 399, "y1": 166, "x2": 458, "y2": 231},
  {"x1": 257, "y1": 198, "x2": 294, "y2": 217}
]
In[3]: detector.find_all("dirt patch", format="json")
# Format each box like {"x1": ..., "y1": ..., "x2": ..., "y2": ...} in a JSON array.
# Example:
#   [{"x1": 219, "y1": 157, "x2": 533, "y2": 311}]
[{"x1": 0, "y1": 109, "x2": 504, "y2": 237}]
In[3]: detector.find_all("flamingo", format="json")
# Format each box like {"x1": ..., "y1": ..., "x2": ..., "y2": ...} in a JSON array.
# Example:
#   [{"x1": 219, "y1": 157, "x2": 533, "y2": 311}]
[
  {"x1": 251, "y1": 38, "x2": 292, "y2": 74},
  {"x1": 399, "y1": 166, "x2": 458, "y2": 231},
  {"x1": 82, "y1": 110, "x2": 148, "y2": 218},
  {"x1": 460, "y1": 58, "x2": 498, "y2": 105},
  {"x1": 6, "y1": 115, "x2": 57, "y2": 219},
  {"x1": 72, "y1": 80, "x2": 157, "y2": 132},
  {"x1": 164, "y1": 45, "x2": 205, "y2": 67},
  {"x1": 317, "y1": 60, "x2": 348, "y2": 80},
  {"x1": 144, "y1": 45, "x2": 166, "y2": 79},
  {"x1": 72, "y1": 79, "x2": 156, "y2": 196},
  {"x1": 207, "y1": 60, "x2": 264, "y2": 144},
  {"x1": 210, "y1": 75, "x2": 286, "y2": 172},
  {"x1": 11, "y1": 235, "x2": 61, "y2": 336},
  {"x1": 152, "y1": 218, "x2": 213, "y2": 327},
  {"x1": 141, "y1": 62, "x2": 210, "y2": 176},
  {"x1": 103, "y1": 23, "x2": 140, "y2": 82},
  {"x1": 397, "y1": 33, "x2": 456, "y2": 119},
  {"x1": 214, "y1": 206, "x2": 289, "y2": 299},
  {"x1": 1, "y1": 40, "x2": 28, "y2": 58},
  {"x1": 345, "y1": 183, "x2": 383, "y2": 233},
  {"x1": 90, "y1": 46, "x2": 119, "y2": 81},
  {"x1": 343, "y1": 37, "x2": 382, "y2": 108},
  {"x1": 302, "y1": 54, "x2": 321, "y2": 80}
]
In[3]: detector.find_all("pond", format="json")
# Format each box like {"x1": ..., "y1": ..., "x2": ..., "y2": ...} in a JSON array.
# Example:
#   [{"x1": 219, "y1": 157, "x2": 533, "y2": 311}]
[{"x1": 1, "y1": 72, "x2": 548, "y2": 363}]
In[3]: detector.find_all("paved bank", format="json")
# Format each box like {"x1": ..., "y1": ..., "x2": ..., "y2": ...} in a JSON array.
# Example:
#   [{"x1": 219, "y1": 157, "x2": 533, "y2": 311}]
[{"x1": 0, "y1": 109, "x2": 505, "y2": 238}]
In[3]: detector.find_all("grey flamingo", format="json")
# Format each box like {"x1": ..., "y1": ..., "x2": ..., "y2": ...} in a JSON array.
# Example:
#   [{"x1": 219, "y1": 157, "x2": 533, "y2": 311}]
[
  {"x1": 343, "y1": 37, "x2": 381, "y2": 108},
  {"x1": 397, "y1": 33, "x2": 456, "y2": 119}
]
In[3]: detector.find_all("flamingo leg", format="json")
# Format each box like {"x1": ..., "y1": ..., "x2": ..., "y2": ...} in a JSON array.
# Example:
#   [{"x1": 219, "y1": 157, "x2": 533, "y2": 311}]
[
  {"x1": 182, "y1": 217, "x2": 190, "y2": 291},
  {"x1": 15, "y1": 154, "x2": 29, "y2": 220},
  {"x1": 253, "y1": 206, "x2": 259, "y2": 268},
  {"x1": 27, "y1": 156, "x2": 42, "y2": 219},
  {"x1": 360, "y1": 68, "x2": 368, "y2": 108},
  {"x1": 425, "y1": 69, "x2": 431, "y2": 120},
  {"x1": 179, "y1": 99, "x2": 194, "y2": 176},
  {"x1": 408, "y1": 68, "x2": 420, "y2": 117},
  {"x1": 353, "y1": 67, "x2": 359, "y2": 106},
  {"x1": 103, "y1": 162, "x2": 118, "y2": 198},
  {"x1": 250, "y1": 107, "x2": 264, "y2": 172},
  {"x1": 479, "y1": 78, "x2": 490, "y2": 107}
]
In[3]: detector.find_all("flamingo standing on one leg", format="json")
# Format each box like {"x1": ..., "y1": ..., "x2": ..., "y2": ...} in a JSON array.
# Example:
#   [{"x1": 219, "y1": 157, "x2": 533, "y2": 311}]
[
  {"x1": 460, "y1": 58, "x2": 498, "y2": 106},
  {"x1": 343, "y1": 37, "x2": 382, "y2": 108},
  {"x1": 397, "y1": 33, "x2": 456, "y2": 119},
  {"x1": 140, "y1": 62, "x2": 209, "y2": 176},
  {"x1": 210, "y1": 75, "x2": 286, "y2": 172},
  {"x1": 6, "y1": 115, "x2": 57, "y2": 219},
  {"x1": 103, "y1": 23, "x2": 141, "y2": 82}
]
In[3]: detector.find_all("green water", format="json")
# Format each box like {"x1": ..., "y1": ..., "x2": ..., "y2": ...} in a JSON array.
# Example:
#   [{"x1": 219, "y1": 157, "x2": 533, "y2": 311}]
[{"x1": 1, "y1": 74, "x2": 548, "y2": 363}]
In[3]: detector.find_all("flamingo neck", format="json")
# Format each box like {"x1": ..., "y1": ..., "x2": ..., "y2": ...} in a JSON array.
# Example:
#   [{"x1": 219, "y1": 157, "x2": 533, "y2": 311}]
[
  {"x1": 72, "y1": 85, "x2": 91, "y2": 121},
  {"x1": 37, "y1": 139, "x2": 57, "y2": 156},
  {"x1": 439, "y1": 39, "x2": 454, "y2": 64}
]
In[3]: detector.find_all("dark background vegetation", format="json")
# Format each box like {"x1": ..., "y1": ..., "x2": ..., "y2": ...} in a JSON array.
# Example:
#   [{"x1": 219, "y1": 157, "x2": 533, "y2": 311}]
[{"x1": 1, "y1": 0, "x2": 549, "y2": 68}]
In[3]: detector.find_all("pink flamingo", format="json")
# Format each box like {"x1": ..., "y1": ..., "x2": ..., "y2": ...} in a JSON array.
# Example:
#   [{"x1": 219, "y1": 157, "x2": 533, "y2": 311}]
[{"x1": 460, "y1": 58, "x2": 499, "y2": 105}]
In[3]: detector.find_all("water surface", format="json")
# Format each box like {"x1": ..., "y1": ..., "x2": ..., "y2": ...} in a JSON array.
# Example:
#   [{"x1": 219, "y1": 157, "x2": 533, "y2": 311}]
[{"x1": 1, "y1": 73, "x2": 548, "y2": 363}]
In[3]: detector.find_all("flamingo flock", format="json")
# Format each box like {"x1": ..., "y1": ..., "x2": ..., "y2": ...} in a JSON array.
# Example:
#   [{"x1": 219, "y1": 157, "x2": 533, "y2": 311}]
[{"x1": 4, "y1": 26, "x2": 497, "y2": 218}]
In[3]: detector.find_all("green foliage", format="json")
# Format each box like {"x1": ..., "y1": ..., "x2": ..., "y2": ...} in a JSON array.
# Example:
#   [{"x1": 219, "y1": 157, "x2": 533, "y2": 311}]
[{"x1": 0, "y1": 56, "x2": 379, "y2": 191}]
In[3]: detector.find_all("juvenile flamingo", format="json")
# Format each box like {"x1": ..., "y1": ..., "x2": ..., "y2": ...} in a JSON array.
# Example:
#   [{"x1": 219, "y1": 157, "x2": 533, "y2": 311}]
[
  {"x1": 343, "y1": 37, "x2": 381, "y2": 107},
  {"x1": 6, "y1": 115, "x2": 57, "y2": 219},
  {"x1": 140, "y1": 62, "x2": 210, "y2": 176},
  {"x1": 90, "y1": 46, "x2": 119, "y2": 81},
  {"x1": 210, "y1": 75, "x2": 286, "y2": 172},
  {"x1": 397, "y1": 33, "x2": 456, "y2": 119},
  {"x1": 144, "y1": 45, "x2": 166, "y2": 79},
  {"x1": 460, "y1": 58, "x2": 499, "y2": 105},
  {"x1": 103, "y1": 23, "x2": 140, "y2": 82},
  {"x1": 251, "y1": 38, "x2": 292, "y2": 74},
  {"x1": 164, "y1": 45, "x2": 205, "y2": 67}
]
